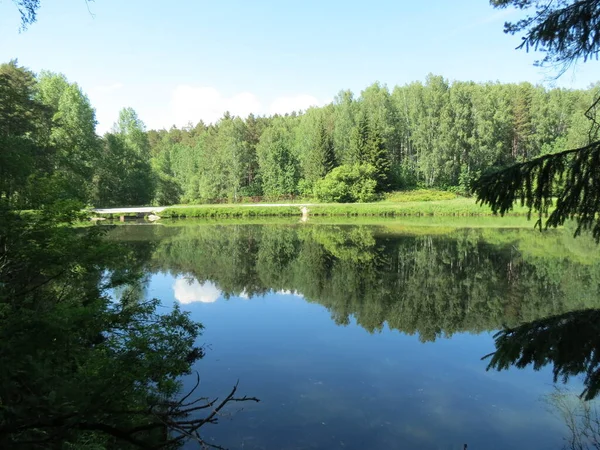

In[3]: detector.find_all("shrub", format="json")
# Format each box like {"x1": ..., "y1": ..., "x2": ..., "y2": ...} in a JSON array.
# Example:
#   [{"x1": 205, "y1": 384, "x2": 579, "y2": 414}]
[{"x1": 313, "y1": 164, "x2": 378, "y2": 203}]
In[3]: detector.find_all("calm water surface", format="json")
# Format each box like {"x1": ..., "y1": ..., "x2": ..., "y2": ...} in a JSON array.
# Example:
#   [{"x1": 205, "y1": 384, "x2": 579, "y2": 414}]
[{"x1": 108, "y1": 221, "x2": 600, "y2": 450}]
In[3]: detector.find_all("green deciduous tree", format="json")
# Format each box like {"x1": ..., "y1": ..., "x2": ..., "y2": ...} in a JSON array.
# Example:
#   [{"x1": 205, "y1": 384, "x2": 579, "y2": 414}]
[
  {"x1": 296, "y1": 108, "x2": 336, "y2": 191},
  {"x1": 113, "y1": 107, "x2": 150, "y2": 157},
  {"x1": 0, "y1": 61, "x2": 101, "y2": 208},
  {"x1": 332, "y1": 90, "x2": 357, "y2": 164},
  {"x1": 36, "y1": 71, "x2": 100, "y2": 204},
  {"x1": 0, "y1": 60, "x2": 49, "y2": 206},
  {"x1": 256, "y1": 117, "x2": 299, "y2": 198},
  {"x1": 94, "y1": 109, "x2": 155, "y2": 206}
]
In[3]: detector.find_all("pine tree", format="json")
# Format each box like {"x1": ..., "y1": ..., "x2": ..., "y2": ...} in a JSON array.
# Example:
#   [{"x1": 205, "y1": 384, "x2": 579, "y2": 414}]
[
  {"x1": 317, "y1": 117, "x2": 336, "y2": 176},
  {"x1": 348, "y1": 113, "x2": 370, "y2": 166},
  {"x1": 365, "y1": 125, "x2": 390, "y2": 192},
  {"x1": 348, "y1": 113, "x2": 390, "y2": 192}
]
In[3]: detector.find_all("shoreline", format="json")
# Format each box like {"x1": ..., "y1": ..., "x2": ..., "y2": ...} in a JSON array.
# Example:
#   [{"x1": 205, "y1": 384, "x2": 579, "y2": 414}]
[{"x1": 90, "y1": 198, "x2": 535, "y2": 220}]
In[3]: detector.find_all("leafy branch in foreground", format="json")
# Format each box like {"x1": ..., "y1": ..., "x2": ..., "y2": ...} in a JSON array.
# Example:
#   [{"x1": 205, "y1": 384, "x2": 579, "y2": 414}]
[
  {"x1": 473, "y1": 139, "x2": 600, "y2": 239},
  {"x1": 0, "y1": 206, "x2": 258, "y2": 449}
]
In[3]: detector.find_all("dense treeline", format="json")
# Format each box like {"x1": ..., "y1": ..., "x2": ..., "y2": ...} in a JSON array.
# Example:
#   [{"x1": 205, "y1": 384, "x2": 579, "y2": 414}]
[
  {"x1": 2, "y1": 59, "x2": 597, "y2": 207},
  {"x1": 109, "y1": 224, "x2": 600, "y2": 341},
  {"x1": 151, "y1": 77, "x2": 598, "y2": 204}
]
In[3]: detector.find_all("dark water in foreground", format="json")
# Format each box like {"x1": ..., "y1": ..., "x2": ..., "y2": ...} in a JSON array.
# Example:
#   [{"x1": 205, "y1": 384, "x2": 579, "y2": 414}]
[{"x1": 109, "y1": 221, "x2": 600, "y2": 450}]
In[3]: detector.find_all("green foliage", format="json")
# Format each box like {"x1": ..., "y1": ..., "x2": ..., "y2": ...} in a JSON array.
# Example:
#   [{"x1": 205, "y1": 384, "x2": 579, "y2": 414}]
[
  {"x1": 474, "y1": 140, "x2": 600, "y2": 239},
  {"x1": 161, "y1": 205, "x2": 301, "y2": 218},
  {"x1": 296, "y1": 109, "x2": 337, "y2": 188},
  {"x1": 348, "y1": 112, "x2": 390, "y2": 191},
  {"x1": 257, "y1": 117, "x2": 299, "y2": 198},
  {"x1": 0, "y1": 204, "x2": 224, "y2": 448},
  {"x1": 474, "y1": 1, "x2": 600, "y2": 242},
  {"x1": 151, "y1": 150, "x2": 182, "y2": 206},
  {"x1": 112, "y1": 107, "x2": 150, "y2": 156},
  {"x1": 118, "y1": 74, "x2": 595, "y2": 206},
  {"x1": 36, "y1": 71, "x2": 100, "y2": 204},
  {"x1": 1, "y1": 59, "x2": 596, "y2": 210},
  {"x1": 491, "y1": 0, "x2": 600, "y2": 70},
  {"x1": 0, "y1": 61, "x2": 102, "y2": 209},
  {"x1": 0, "y1": 60, "x2": 49, "y2": 207},
  {"x1": 93, "y1": 132, "x2": 156, "y2": 207},
  {"x1": 313, "y1": 164, "x2": 378, "y2": 203}
]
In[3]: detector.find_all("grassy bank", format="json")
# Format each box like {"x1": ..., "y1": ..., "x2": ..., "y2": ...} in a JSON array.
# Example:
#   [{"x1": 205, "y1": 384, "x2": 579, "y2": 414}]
[
  {"x1": 158, "y1": 197, "x2": 535, "y2": 219},
  {"x1": 160, "y1": 205, "x2": 301, "y2": 219},
  {"x1": 152, "y1": 215, "x2": 538, "y2": 228}
]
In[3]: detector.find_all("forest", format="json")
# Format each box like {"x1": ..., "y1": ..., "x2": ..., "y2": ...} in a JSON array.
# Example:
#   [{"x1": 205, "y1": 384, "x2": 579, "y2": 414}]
[{"x1": 2, "y1": 59, "x2": 598, "y2": 208}]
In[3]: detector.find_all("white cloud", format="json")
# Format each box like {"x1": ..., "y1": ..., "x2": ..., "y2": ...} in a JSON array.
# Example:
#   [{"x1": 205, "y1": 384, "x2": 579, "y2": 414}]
[
  {"x1": 169, "y1": 85, "x2": 262, "y2": 126},
  {"x1": 269, "y1": 94, "x2": 321, "y2": 116},
  {"x1": 91, "y1": 85, "x2": 323, "y2": 134},
  {"x1": 168, "y1": 86, "x2": 323, "y2": 127},
  {"x1": 173, "y1": 277, "x2": 222, "y2": 304}
]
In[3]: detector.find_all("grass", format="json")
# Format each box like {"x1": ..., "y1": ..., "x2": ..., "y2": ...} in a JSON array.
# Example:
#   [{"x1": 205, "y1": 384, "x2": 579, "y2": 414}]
[
  {"x1": 156, "y1": 197, "x2": 537, "y2": 219},
  {"x1": 86, "y1": 189, "x2": 541, "y2": 220},
  {"x1": 160, "y1": 205, "x2": 301, "y2": 219},
  {"x1": 381, "y1": 189, "x2": 457, "y2": 203}
]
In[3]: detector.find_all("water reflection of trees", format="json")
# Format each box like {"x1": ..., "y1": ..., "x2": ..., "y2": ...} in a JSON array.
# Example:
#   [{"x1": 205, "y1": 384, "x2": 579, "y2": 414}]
[
  {"x1": 487, "y1": 310, "x2": 600, "y2": 400},
  {"x1": 108, "y1": 224, "x2": 600, "y2": 340},
  {"x1": 110, "y1": 223, "x2": 600, "y2": 399}
]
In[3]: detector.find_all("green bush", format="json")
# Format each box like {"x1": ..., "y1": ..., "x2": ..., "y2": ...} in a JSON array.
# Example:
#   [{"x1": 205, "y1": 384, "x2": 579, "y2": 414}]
[
  {"x1": 296, "y1": 179, "x2": 314, "y2": 197},
  {"x1": 313, "y1": 164, "x2": 378, "y2": 203}
]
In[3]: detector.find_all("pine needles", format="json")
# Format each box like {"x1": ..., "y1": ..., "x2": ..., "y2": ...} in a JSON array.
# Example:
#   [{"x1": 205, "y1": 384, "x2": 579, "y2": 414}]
[{"x1": 474, "y1": 139, "x2": 600, "y2": 240}]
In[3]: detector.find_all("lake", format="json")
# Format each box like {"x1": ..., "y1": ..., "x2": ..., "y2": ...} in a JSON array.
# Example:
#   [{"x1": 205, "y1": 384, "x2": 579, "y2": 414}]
[{"x1": 108, "y1": 220, "x2": 600, "y2": 450}]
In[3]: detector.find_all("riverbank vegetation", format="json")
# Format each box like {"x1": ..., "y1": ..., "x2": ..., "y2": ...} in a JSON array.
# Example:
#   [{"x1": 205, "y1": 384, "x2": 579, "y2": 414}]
[
  {"x1": 1, "y1": 59, "x2": 597, "y2": 211},
  {"x1": 155, "y1": 197, "x2": 534, "y2": 219}
]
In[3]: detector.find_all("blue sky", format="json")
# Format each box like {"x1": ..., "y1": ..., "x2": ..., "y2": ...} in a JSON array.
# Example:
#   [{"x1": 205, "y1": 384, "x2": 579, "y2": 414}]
[{"x1": 1, "y1": 0, "x2": 599, "y2": 133}]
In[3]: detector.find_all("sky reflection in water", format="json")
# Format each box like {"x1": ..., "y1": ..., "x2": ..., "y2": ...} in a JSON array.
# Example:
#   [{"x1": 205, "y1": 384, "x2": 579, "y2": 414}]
[{"x1": 149, "y1": 277, "x2": 561, "y2": 450}]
